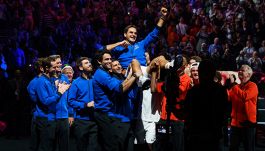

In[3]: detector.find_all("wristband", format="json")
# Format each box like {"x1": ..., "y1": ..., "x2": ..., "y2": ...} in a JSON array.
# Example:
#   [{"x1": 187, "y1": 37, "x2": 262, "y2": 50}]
[
  {"x1": 160, "y1": 16, "x2": 166, "y2": 21},
  {"x1": 132, "y1": 73, "x2": 138, "y2": 78},
  {"x1": 57, "y1": 91, "x2": 62, "y2": 96}
]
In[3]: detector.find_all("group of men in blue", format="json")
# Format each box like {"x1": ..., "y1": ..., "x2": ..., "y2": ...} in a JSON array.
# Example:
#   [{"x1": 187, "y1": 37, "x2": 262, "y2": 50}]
[
  {"x1": 27, "y1": 55, "x2": 72, "y2": 151},
  {"x1": 27, "y1": 6, "x2": 168, "y2": 151}
]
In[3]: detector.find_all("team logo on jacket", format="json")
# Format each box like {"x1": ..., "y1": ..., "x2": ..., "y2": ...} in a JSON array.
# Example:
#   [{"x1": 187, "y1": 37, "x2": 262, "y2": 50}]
[{"x1": 134, "y1": 44, "x2": 139, "y2": 50}]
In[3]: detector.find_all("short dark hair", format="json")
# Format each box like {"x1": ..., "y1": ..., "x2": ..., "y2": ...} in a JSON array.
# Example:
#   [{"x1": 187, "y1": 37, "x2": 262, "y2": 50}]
[
  {"x1": 124, "y1": 25, "x2": 137, "y2": 33},
  {"x1": 111, "y1": 58, "x2": 119, "y2": 62},
  {"x1": 34, "y1": 57, "x2": 45, "y2": 71},
  {"x1": 199, "y1": 59, "x2": 216, "y2": 83},
  {"x1": 76, "y1": 57, "x2": 89, "y2": 70},
  {"x1": 42, "y1": 57, "x2": 54, "y2": 72},
  {"x1": 190, "y1": 55, "x2": 202, "y2": 62},
  {"x1": 96, "y1": 50, "x2": 111, "y2": 63},
  {"x1": 49, "y1": 55, "x2": 61, "y2": 61}
]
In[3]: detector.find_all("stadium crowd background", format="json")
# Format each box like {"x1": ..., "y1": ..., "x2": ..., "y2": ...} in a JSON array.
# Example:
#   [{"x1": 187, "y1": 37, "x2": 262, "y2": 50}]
[{"x1": 0, "y1": 0, "x2": 264, "y2": 139}]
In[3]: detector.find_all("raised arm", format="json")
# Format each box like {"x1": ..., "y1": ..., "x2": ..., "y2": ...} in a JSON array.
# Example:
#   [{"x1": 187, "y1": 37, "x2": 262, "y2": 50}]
[
  {"x1": 157, "y1": 7, "x2": 168, "y2": 28},
  {"x1": 105, "y1": 40, "x2": 130, "y2": 51}
]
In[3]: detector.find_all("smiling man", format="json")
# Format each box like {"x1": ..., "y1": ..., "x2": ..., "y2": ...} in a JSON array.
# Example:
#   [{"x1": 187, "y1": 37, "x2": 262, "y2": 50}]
[
  {"x1": 110, "y1": 59, "x2": 140, "y2": 151},
  {"x1": 93, "y1": 51, "x2": 141, "y2": 151},
  {"x1": 102, "y1": 7, "x2": 168, "y2": 78},
  {"x1": 190, "y1": 62, "x2": 200, "y2": 86},
  {"x1": 35, "y1": 57, "x2": 70, "y2": 151},
  {"x1": 104, "y1": 7, "x2": 168, "y2": 69},
  {"x1": 228, "y1": 64, "x2": 258, "y2": 151},
  {"x1": 49, "y1": 55, "x2": 72, "y2": 151}
]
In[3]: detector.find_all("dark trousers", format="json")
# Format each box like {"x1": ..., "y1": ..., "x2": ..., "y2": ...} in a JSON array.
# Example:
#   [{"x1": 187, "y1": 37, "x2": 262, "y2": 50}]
[
  {"x1": 229, "y1": 126, "x2": 256, "y2": 151},
  {"x1": 154, "y1": 120, "x2": 184, "y2": 151},
  {"x1": 131, "y1": 120, "x2": 145, "y2": 144},
  {"x1": 74, "y1": 119, "x2": 99, "y2": 151},
  {"x1": 29, "y1": 117, "x2": 39, "y2": 151},
  {"x1": 117, "y1": 122, "x2": 134, "y2": 151},
  {"x1": 186, "y1": 135, "x2": 220, "y2": 151},
  {"x1": 130, "y1": 120, "x2": 150, "y2": 151},
  {"x1": 35, "y1": 117, "x2": 56, "y2": 151},
  {"x1": 94, "y1": 111, "x2": 120, "y2": 151},
  {"x1": 54, "y1": 118, "x2": 69, "y2": 151},
  {"x1": 185, "y1": 129, "x2": 222, "y2": 151}
]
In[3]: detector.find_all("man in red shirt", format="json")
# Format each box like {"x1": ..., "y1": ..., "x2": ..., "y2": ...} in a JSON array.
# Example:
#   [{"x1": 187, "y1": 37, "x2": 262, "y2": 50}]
[{"x1": 228, "y1": 64, "x2": 258, "y2": 151}]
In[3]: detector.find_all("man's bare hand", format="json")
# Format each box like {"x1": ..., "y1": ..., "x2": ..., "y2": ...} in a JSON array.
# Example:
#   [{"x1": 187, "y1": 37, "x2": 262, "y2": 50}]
[
  {"x1": 156, "y1": 56, "x2": 169, "y2": 68},
  {"x1": 87, "y1": 101, "x2": 94, "y2": 108},
  {"x1": 229, "y1": 74, "x2": 235, "y2": 83},
  {"x1": 58, "y1": 83, "x2": 70, "y2": 95},
  {"x1": 119, "y1": 40, "x2": 130, "y2": 48},
  {"x1": 149, "y1": 58, "x2": 160, "y2": 71},
  {"x1": 68, "y1": 117, "x2": 74, "y2": 126},
  {"x1": 161, "y1": 7, "x2": 168, "y2": 17}
]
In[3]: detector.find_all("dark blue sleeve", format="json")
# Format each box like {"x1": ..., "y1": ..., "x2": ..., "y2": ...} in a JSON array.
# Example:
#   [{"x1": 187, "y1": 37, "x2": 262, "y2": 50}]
[
  {"x1": 98, "y1": 70, "x2": 122, "y2": 93},
  {"x1": 61, "y1": 74, "x2": 70, "y2": 84},
  {"x1": 36, "y1": 79, "x2": 60, "y2": 105},
  {"x1": 141, "y1": 27, "x2": 160, "y2": 50},
  {"x1": 88, "y1": 80, "x2": 94, "y2": 102},
  {"x1": 27, "y1": 79, "x2": 37, "y2": 102},
  {"x1": 111, "y1": 46, "x2": 125, "y2": 54},
  {"x1": 68, "y1": 82, "x2": 86, "y2": 109},
  {"x1": 128, "y1": 84, "x2": 139, "y2": 100},
  {"x1": 66, "y1": 90, "x2": 74, "y2": 116}
]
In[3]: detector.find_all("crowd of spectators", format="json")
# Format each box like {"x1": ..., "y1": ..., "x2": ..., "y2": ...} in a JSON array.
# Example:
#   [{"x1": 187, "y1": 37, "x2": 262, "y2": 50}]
[{"x1": 0, "y1": 0, "x2": 265, "y2": 137}]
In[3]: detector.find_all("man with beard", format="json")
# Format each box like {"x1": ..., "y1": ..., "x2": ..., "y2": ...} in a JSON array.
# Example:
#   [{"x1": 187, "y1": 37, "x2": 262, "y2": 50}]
[
  {"x1": 49, "y1": 55, "x2": 73, "y2": 151},
  {"x1": 110, "y1": 59, "x2": 139, "y2": 151},
  {"x1": 68, "y1": 57, "x2": 99, "y2": 151},
  {"x1": 35, "y1": 57, "x2": 70, "y2": 151},
  {"x1": 93, "y1": 51, "x2": 141, "y2": 151}
]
